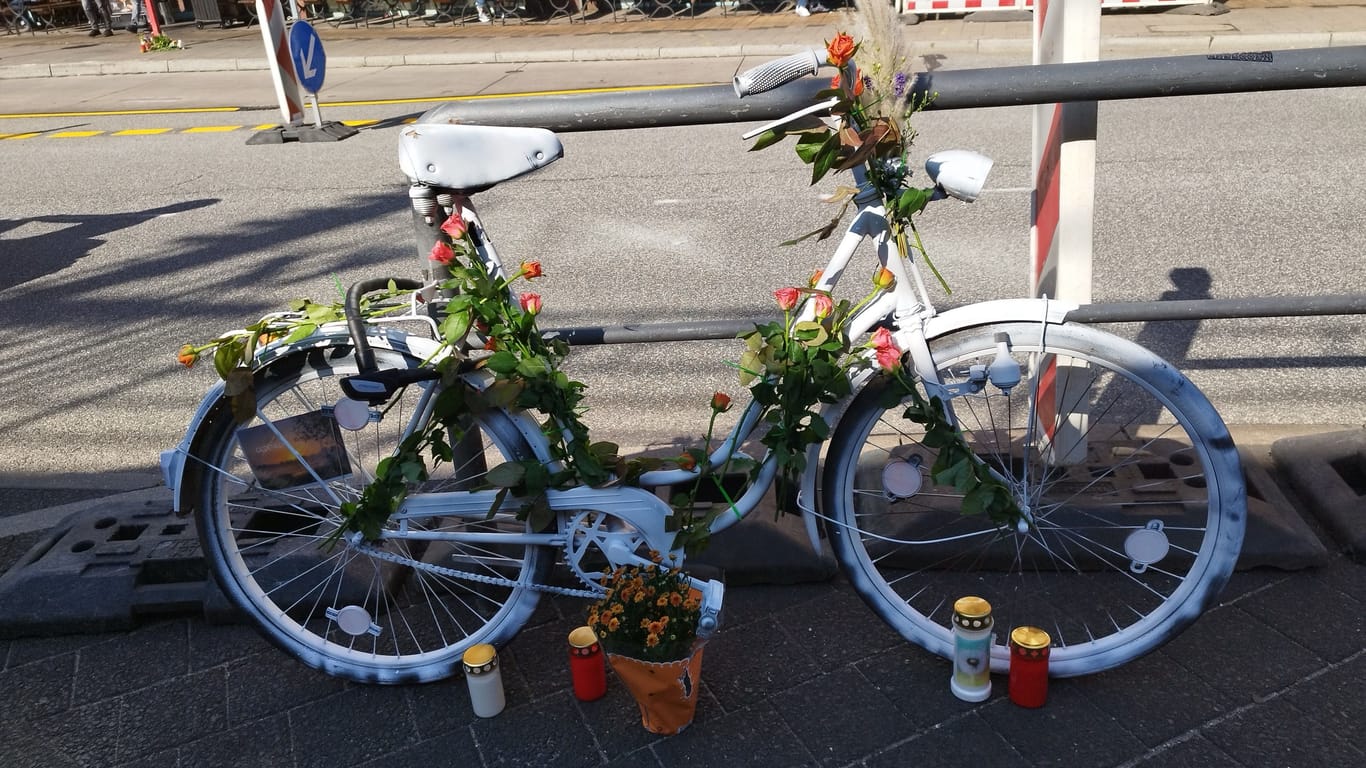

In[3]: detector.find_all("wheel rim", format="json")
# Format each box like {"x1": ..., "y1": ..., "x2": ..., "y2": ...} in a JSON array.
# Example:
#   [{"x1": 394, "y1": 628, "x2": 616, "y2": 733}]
[
  {"x1": 198, "y1": 347, "x2": 546, "y2": 683},
  {"x1": 827, "y1": 324, "x2": 1242, "y2": 676}
]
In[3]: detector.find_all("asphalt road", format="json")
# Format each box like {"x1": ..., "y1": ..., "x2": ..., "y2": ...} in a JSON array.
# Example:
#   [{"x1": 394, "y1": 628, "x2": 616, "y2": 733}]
[{"x1": 3, "y1": 53, "x2": 1365, "y2": 482}]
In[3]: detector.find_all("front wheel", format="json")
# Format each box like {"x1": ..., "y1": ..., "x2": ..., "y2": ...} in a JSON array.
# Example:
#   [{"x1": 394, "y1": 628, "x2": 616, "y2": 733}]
[
  {"x1": 823, "y1": 322, "x2": 1245, "y2": 677},
  {"x1": 192, "y1": 342, "x2": 552, "y2": 684}
]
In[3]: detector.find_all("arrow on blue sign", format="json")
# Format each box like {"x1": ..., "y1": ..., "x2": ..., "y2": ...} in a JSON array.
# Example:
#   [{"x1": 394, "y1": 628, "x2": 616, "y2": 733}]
[{"x1": 288, "y1": 21, "x2": 327, "y2": 95}]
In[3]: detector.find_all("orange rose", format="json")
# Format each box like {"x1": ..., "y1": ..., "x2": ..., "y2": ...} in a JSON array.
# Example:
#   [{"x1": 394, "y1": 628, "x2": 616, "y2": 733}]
[
  {"x1": 826, "y1": 32, "x2": 857, "y2": 68},
  {"x1": 176, "y1": 344, "x2": 197, "y2": 368},
  {"x1": 873, "y1": 267, "x2": 895, "y2": 290}
]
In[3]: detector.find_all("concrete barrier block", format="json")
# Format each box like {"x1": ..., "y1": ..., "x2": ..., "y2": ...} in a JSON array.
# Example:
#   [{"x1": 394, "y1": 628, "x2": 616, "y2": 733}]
[{"x1": 1272, "y1": 429, "x2": 1366, "y2": 563}]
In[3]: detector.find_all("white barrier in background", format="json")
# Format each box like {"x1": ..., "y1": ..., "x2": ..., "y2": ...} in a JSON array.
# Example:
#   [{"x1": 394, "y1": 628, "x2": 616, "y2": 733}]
[
  {"x1": 1031, "y1": 0, "x2": 1099, "y2": 463},
  {"x1": 257, "y1": 0, "x2": 304, "y2": 126},
  {"x1": 900, "y1": 0, "x2": 1204, "y2": 15}
]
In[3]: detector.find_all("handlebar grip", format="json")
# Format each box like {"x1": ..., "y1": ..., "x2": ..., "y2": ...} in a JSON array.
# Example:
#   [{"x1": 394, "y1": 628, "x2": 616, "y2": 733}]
[
  {"x1": 346, "y1": 277, "x2": 423, "y2": 375},
  {"x1": 733, "y1": 49, "x2": 825, "y2": 98}
]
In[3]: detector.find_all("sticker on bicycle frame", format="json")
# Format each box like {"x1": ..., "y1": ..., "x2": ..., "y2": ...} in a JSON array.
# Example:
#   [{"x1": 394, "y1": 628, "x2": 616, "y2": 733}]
[{"x1": 237, "y1": 411, "x2": 351, "y2": 491}]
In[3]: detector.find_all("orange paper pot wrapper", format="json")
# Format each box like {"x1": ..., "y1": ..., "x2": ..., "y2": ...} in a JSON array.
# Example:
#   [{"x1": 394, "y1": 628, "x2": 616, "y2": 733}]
[{"x1": 606, "y1": 645, "x2": 705, "y2": 736}]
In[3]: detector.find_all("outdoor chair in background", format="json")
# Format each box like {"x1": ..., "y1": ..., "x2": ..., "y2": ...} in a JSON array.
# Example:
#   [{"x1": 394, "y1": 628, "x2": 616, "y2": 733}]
[
  {"x1": 1, "y1": 1, "x2": 27, "y2": 33},
  {"x1": 23, "y1": 0, "x2": 83, "y2": 28},
  {"x1": 618, "y1": 0, "x2": 691, "y2": 18},
  {"x1": 540, "y1": 0, "x2": 585, "y2": 22}
]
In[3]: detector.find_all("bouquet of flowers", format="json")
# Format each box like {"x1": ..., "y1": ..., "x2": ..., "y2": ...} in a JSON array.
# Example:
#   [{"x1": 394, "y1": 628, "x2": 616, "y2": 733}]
[{"x1": 587, "y1": 558, "x2": 701, "y2": 662}]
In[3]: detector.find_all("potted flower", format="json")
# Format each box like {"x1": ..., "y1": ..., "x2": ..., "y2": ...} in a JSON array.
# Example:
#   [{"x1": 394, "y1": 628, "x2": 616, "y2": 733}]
[{"x1": 586, "y1": 558, "x2": 706, "y2": 735}]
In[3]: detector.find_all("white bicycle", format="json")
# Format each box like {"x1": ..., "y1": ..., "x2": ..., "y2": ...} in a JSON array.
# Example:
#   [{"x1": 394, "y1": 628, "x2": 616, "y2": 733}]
[{"x1": 163, "y1": 51, "x2": 1246, "y2": 684}]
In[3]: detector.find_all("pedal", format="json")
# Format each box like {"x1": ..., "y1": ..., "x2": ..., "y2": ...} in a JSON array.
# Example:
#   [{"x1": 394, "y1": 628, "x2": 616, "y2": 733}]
[
  {"x1": 340, "y1": 368, "x2": 442, "y2": 405},
  {"x1": 691, "y1": 578, "x2": 725, "y2": 639}
]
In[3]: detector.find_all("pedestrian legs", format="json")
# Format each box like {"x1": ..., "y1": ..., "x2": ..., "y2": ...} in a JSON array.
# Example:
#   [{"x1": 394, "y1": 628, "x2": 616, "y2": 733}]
[{"x1": 80, "y1": 0, "x2": 114, "y2": 34}]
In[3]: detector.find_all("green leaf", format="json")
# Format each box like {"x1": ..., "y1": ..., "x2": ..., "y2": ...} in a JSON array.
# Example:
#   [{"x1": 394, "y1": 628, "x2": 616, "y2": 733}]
[
  {"x1": 737, "y1": 350, "x2": 763, "y2": 387},
  {"x1": 212, "y1": 339, "x2": 241, "y2": 380},
  {"x1": 896, "y1": 187, "x2": 936, "y2": 218},
  {"x1": 521, "y1": 461, "x2": 551, "y2": 493},
  {"x1": 486, "y1": 462, "x2": 526, "y2": 488},
  {"x1": 807, "y1": 415, "x2": 830, "y2": 441},
  {"x1": 962, "y1": 482, "x2": 997, "y2": 517},
  {"x1": 221, "y1": 364, "x2": 251, "y2": 395},
  {"x1": 439, "y1": 310, "x2": 473, "y2": 345},
  {"x1": 590, "y1": 441, "x2": 620, "y2": 462},
  {"x1": 791, "y1": 321, "x2": 829, "y2": 347},
  {"x1": 282, "y1": 322, "x2": 317, "y2": 344},
  {"x1": 400, "y1": 459, "x2": 427, "y2": 483},
  {"x1": 516, "y1": 355, "x2": 549, "y2": 379},
  {"x1": 934, "y1": 457, "x2": 974, "y2": 490},
  {"x1": 748, "y1": 128, "x2": 787, "y2": 153},
  {"x1": 793, "y1": 132, "x2": 829, "y2": 165},
  {"x1": 485, "y1": 350, "x2": 520, "y2": 374},
  {"x1": 526, "y1": 495, "x2": 555, "y2": 533},
  {"x1": 487, "y1": 487, "x2": 511, "y2": 520},
  {"x1": 483, "y1": 380, "x2": 525, "y2": 409},
  {"x1": 811, "y1": 135, "x2": 840, "y2": 185}
]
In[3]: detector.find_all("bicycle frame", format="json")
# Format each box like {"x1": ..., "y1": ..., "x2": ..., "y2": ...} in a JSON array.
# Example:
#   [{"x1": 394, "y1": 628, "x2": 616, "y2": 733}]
[
  {"x1": 377, "y1": 155, "x2": 1064, "y2": 570},
  {"x1": 162, "y1": 128, "x2": 1076, "y2": 589}
]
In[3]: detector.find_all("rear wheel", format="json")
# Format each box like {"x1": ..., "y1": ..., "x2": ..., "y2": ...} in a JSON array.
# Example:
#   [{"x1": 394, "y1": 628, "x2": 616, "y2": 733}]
[
  {"x1": 822, "y1": 322, "x2": 1245, "y2": 676},
  {"x1": 193, "y1": 342, "x2": 551, "y2": 684}
]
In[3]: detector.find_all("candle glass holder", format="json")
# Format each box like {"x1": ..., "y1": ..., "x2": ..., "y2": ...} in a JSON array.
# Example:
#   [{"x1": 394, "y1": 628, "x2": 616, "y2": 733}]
[{"x1": 568, "y1": 626, "x2": 607, "y2": 702}]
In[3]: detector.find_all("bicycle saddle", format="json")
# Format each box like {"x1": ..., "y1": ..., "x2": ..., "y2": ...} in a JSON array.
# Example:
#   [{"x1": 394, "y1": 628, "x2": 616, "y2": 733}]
[{"x1": 398, "y1": 123, "x2": 564, "y2": 193}]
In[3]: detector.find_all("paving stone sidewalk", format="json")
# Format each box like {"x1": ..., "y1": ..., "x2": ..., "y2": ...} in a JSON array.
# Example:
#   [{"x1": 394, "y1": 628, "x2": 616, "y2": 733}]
[{"x1": 1, "y1": 553, "x2": 1363, "y2": 768}]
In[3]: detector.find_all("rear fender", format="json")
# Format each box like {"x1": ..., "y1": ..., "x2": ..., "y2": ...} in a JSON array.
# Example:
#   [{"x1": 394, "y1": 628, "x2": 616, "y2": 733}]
[{"x1": 160, "y1": 324, "x2": 447, "y2": 514}]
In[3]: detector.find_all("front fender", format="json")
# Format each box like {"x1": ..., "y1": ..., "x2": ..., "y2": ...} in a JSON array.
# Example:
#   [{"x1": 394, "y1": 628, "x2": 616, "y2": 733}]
[
  {"x1": 159, "y1": 324, "x2": 447, "y2": 514},
  {"x1": 921, "y1": 298, "x2": 1078, "y2": 342}
]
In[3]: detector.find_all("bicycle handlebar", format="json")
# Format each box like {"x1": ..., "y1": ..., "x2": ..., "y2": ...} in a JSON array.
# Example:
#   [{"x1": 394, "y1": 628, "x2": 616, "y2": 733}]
[
  {"x1": 733, "y1": 49, "x2": 826, "y2": 98},
  {"x1": 346, "y1": 277, "x2": 424, "y2": 375}
]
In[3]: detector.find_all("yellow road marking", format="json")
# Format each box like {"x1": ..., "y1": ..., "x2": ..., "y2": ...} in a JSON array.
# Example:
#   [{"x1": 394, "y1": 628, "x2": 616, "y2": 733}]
[
  {"x1": 0, "y1": 83, "x2": 715, "y2": 138},
  {"x1": 321, "y1": 83, "x2": 712, "y2": 109},
  {"x1": 0, "y1": 107, "x2": 241, "y2": 119},
  {"x1": 0, "y1": 83, "x2": 716, "y2": 120}
]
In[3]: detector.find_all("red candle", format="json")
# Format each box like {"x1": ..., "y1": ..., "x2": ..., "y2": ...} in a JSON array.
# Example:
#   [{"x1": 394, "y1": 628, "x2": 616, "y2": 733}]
[
  {"x1": 568, "y1": 626, "x2": 607, "y2": 702},
  {"x1": 1008, "y1": 626, "x2": 1051, "y2": 708}
]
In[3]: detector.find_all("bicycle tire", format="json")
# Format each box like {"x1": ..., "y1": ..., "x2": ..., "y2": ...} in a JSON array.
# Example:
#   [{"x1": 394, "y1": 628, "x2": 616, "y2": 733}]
[
  {"x1": 193, "y1": 343, "x2": 552, "y2": 684},
  {"x1": 822, "y1": 322, "x2": 1245, "y2": 677}
]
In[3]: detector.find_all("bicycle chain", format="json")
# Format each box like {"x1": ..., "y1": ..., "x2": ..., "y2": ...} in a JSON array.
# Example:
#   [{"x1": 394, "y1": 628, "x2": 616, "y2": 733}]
[{"x1": 353, "y1": 540, "x2": 603, "y2": 600}]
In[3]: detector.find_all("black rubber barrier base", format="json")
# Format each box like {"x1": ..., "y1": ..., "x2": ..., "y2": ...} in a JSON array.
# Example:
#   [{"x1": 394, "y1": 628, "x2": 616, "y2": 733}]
[
  {"x1": 0, "y1": 500, "x2": 235, "y2": 639},
  {"x1": 0, "y1": 448, "x2": 1329, "y2": 639},
  {"x1": 246, "y1": 121, "x2": 359, "y2": 145},
  {"x1": 1272, "y1": 429, "x2": 1366, "y2": 564}
]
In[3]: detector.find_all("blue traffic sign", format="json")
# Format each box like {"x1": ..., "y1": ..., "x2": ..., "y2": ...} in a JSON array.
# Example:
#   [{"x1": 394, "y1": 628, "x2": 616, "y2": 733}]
[{"x1": 288, "y1": 21, "x2": 327, "y2": 95}]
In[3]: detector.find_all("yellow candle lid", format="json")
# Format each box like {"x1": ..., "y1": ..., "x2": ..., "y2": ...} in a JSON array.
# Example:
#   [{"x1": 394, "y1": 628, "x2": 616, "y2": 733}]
[
  {"x1": 568, "y1": 626, "x2": 599, "y2": 649},
  {"x1": 1010, "y1": 626, "x2": 1051, "y2": 650},
  {"x1": 463, "y1": 643, "x2": 497, "y2": 667},
  {"x1": 953, "y1": 596, "x2": 992, "y2": 619}
]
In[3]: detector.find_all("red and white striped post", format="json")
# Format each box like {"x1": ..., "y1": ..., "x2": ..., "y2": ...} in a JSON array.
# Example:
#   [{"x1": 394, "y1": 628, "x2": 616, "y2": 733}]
[
  {"x1": 257, "y1": 0, "x2": 304, "y2": 125},
  {"x1": 899, "y1": 0, "x2": 1205, "y2": 14},
  {"x1": 142, "y1": 0, "x2": 160, "y2": 35},
  {"x1": 1031, "y1": 0, "x2": 1099, "y2": 464}
]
